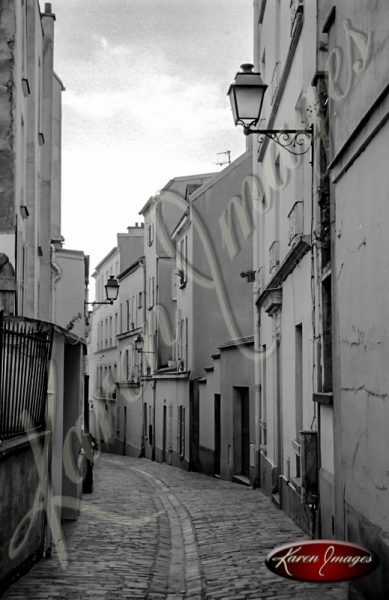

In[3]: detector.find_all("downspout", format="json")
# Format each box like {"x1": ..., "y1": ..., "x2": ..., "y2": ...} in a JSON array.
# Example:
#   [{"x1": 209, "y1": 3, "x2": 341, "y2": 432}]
[{"x1": 50, "y1": 244, "x2": 63, "y2": 324}]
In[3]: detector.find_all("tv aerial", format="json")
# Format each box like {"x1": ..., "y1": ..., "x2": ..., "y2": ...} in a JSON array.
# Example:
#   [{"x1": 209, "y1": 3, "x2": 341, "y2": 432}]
[{"x1": 215, "y1": 150, "x2": 231, "y2": 167}]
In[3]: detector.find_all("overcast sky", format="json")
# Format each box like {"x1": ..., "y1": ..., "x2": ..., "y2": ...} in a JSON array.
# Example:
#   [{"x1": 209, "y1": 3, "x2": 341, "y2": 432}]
[{"x1": 51, "y1": 0, "x2": 253, "y2": 274}]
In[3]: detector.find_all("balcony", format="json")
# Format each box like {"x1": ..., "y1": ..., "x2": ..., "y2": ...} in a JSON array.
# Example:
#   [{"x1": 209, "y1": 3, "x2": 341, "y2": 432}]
[
  {"x1": 269, "y1": 240, "x2": 280, "y2": 273},
  {"x1": 288, "y1": 201, "x2": 304, "y2": 245}
]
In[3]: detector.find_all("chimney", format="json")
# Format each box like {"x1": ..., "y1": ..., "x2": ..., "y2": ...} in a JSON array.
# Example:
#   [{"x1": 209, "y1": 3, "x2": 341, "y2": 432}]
[{"x1": 45, "y1": 3, "x2": 52, "y2": 14}]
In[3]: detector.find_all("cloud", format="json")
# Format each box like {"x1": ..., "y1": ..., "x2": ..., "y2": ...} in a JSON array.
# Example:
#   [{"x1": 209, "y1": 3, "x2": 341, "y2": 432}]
[{"x1": 63, "y1": 75, "x2": 229, "y2": 139}]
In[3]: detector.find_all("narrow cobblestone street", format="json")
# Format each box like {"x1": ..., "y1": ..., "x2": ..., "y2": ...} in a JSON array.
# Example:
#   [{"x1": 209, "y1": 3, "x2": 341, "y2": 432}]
[{"x1": 4, "y1": 454, "x2": 348, "y2": 600}]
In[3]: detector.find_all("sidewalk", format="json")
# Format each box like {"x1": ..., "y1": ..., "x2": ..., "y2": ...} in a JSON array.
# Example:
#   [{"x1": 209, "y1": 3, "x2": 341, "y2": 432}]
[{"x1": 3, "y1": 453, "x2": 348, "y2": 599}]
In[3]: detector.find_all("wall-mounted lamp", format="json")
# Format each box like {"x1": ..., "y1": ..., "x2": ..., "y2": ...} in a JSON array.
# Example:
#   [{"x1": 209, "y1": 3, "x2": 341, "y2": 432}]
[
  {"x1": 134, "y1": 334, "x2": 154, "y2": 354},
  {"x1": 228, "y1": 64, "x2": 313, "y2": 156},
  {"x1": 85, "y1": 275, "x2": 119, "y2": 307}
]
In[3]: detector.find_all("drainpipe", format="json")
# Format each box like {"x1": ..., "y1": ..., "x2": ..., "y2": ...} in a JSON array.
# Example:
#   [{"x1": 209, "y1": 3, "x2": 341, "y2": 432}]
[
  {"x1": 50, "y1": 244, "x2": 62, "y2": 324},
  {"x1": 254, "y1": 310, "x2": 261, "y2": 488}
]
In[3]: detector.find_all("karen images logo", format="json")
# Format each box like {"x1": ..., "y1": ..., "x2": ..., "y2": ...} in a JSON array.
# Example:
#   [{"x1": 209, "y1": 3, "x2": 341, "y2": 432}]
[{"x1": 265, "y1": 540, "x2": 379, "y2": 583}]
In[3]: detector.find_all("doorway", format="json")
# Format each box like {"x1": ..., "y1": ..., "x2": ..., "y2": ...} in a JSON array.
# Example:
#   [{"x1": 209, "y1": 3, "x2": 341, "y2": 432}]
[
  {"x1": 214, "y1": 394, "x2": 221, "y2": 475},
  {"x1": 123, "y1": 406, "x2": 127, "y2": 456},
  {"x1": 162, "y1": 404, "x2": 167, "y2": 462},
  {"x1": 233, "y1": 387, "x2": 250, "y2": 478},
  {"x1": 241, "y1": 389, "x2": 250, "y2": 477}
]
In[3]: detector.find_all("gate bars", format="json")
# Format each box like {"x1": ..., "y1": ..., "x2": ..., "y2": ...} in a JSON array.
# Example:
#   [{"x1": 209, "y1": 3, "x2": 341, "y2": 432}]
[{"x1": 0, "y1": 311, "x2": 54, "y2": 441}]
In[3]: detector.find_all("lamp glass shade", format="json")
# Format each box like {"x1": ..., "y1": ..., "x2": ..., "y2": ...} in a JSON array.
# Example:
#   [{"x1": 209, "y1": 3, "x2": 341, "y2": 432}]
[
  {"x1": 135, "y1": 334, "x2": 144, "y2": 352},
  {"x1": 105, "y1": 275, "x2": 119, "y2": 302},
  {"x1": 228, "y1": 64, "x2": 267, "y2": 127}
]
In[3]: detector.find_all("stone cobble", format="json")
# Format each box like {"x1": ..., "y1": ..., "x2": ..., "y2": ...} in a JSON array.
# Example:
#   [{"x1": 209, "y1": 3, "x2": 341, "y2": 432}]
[{"x1": 3, "y1": 454, "x2": 349, "y2": 599}]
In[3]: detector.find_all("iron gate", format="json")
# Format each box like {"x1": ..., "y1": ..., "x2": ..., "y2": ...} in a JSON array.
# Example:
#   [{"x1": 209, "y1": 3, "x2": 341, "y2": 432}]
[{"x1": 0, "y1": 311, "x2": 54, "y2": 441}]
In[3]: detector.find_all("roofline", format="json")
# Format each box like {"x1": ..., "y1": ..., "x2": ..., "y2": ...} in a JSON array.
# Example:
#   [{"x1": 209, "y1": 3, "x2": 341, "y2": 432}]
[
  {"x1": 218, "y1": 335, "x2": 254, "y2": 350},
  {"x1": 139, "y1": 172, "x2": 218, "y2": 215},
  {"x1": 53, "y1": 71, "x2": 66, "y2": 91},
  {"x1": 55, "y1": 248, "x2": 85, "y2": 257},
  {"x1": 160, "y1": 172, "x2": 217, "y2": 191},
  {"x1": 139, "y1": 196, "x2": 155, "y2": 216},
  {"x1": 92, "y1": 246, "x2": 118, "y2": 274},
  {"x1": 117, "y1": 257, "x2": 144, "y2": 281},
  {"x1": 190, "y1": 151, "x2": 252, "y2": 203}
]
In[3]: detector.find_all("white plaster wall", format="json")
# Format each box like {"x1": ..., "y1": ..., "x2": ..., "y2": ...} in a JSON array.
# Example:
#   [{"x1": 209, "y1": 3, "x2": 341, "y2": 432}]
[
  {"x1": 335, "y1": 123, "x2": 389, "y2": 532},
  {"x1": 55, "y1": 250, "x2": 86, "y2": 338}
]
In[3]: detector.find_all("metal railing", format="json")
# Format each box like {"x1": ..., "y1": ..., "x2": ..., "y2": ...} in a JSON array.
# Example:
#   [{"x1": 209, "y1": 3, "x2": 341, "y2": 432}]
[{"x1": 0, "y1": 312, "x2": 53, "y2": 441}]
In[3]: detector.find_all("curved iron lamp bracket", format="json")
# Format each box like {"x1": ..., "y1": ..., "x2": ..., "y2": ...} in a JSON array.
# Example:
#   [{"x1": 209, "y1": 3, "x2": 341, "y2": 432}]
[{"x1": 241, "y1": 123, "x2": 314, "y2": 156}]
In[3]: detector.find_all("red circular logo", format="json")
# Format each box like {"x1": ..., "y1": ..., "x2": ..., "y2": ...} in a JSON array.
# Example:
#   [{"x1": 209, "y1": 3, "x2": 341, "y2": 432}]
[{"x1": 265, "y1": 540, "x2": 379, "y2": 582}]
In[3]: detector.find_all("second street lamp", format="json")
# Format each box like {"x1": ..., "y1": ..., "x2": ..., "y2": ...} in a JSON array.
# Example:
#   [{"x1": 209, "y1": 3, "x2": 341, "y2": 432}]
[
  {"x1": 104, "y1": 275, "x2": 119, "y2": 303},
  {"x1": 227, "y1": 63, "x2": 313, "y2": 156},
  {"x1": 135, "y1": 334, "x2": 154, "y2": 354},
  {"x1": 85, "y1": 275, "x2": 120, "y2": 307}
]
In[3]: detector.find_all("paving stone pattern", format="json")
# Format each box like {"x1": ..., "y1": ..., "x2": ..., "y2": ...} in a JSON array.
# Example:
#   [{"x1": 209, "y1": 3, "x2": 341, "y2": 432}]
[{"x1": 3, "y1": 454, "x2": 348, "y2": 599}]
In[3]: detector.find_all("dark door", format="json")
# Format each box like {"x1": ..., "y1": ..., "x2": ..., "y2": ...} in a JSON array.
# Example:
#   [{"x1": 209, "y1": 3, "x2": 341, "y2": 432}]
[
  {"x1": 241, "y1": 389, "x2": 250, "y2": 477},
  {"x1": 123, "y1": 406, "x2": 127, "y2": 456},
  {"x1": 162, "y1": 405, "x2": 167, "y2": 462},
  {"x1": 214, "y1": 394, "x2": 221, "y2": 475},
  {"x1": 189, "y1": 381, "x2": 200, "y2": 471}
]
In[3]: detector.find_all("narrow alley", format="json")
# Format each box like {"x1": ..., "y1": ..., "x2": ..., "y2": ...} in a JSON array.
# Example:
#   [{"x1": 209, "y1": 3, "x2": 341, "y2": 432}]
[{"x1": 4, "y1": 454, "x2": 348, "y2": 600}]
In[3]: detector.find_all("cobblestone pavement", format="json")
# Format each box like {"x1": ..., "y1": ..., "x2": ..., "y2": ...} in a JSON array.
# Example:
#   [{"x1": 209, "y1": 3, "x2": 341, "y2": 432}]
[{"x1": 4, "y1": 453, "x2": 348, "y2": 599}]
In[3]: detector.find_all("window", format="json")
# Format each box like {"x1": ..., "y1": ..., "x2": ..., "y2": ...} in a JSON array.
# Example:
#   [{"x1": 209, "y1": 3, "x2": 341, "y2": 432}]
[
  {"x1": 321, "y1": 276, "x2": 333, "y2": 392},
  {"x1": 138, "y1": 292, "x2": 143, "y2": 309},
  {"x1": 147, "y1": 222, "x2": 154, "y2": 246},
  {"x1": 109, "y1": 316, "x2": 112, "y2": 346},
  {"x1": 171, "y1": 269, "x2": 177, "y2": 301},
  {"x1": 126, "y1": 299, "x2": 130, "y2": 331},
  {"x1": 185, "y1": 318, "x2": 188, "y2": 369},
  {"x1": 178, "y1": 236, "x2": 187, "y2": 288},
  {"x1": 132, "y1": 295, "x2": 136, "y2": 328},
  {"x1": 177, "y1": 319, "x2": 184, "y2": 365},
  {"x1": 295, "y1": 324, "x2": 303, "y2": 478},
  {"x1": 125, "y1": 349, "x2": 129, "y2": 380},
  {"x1": 143, "y1": 403, "x2": 148, "y2": 439},
  {"x1": 148, "y1": 276, "x2": 155, "y2": 309}
]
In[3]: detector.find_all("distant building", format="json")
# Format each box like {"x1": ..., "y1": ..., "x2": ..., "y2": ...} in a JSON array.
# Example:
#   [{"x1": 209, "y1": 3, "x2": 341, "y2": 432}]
[
  {"x1": 88, "y1": 225, "x2": 144, "y2": 452},
  {"x1": 139, "y1": 173, "x2": 216, "y2": 466},
  {"x1": 171, "y1": 153, "x2": 254, "y2": 481},
  {"x1": 116, "y1": 256, "x2": 145, "y2": 457}
]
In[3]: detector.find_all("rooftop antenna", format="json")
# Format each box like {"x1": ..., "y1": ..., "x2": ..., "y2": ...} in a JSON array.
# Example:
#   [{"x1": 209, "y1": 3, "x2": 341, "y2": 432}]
[{"x1": 215, "y1": 150, "x2": 231, "y2": 167}]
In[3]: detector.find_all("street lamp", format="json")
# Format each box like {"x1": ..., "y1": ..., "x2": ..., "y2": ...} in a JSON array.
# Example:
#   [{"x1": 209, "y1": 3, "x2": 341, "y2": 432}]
[
  {"x1": 134, "y1": 334, "x2": 154, "y2": 354},
  {"x1": 85, "y1": 275, "x2": 119, "y2": 307},
  {"x1": 227, "y1": 63, "x2": 313, "y2": 155},
  {"x1": 135, "y1": 334, "x2": 144, "y2": 353}
]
